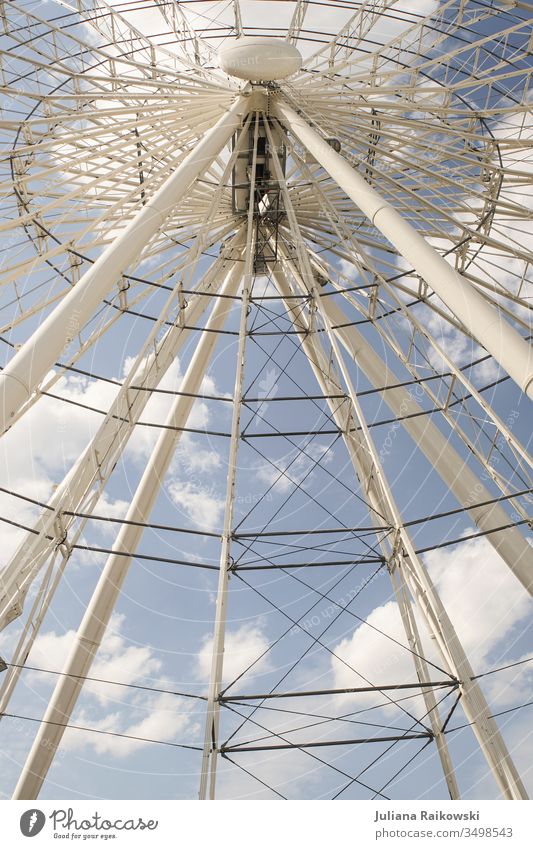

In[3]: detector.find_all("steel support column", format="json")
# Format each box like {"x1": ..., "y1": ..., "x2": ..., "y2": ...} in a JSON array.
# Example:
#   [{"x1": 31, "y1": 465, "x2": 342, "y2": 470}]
[
  {"x1": 11, "y1": 257, "x2": 245, "y2": 800},
  {"x1": 0, "y1": 95, "x2": 248, "y2": 435},
  {"x1": 0, "y1": 234, "x2": 246, "y2": 635},
  {"x1": 198, "y1": 115, "x2": 260, "y2": 800},
  {"x1": 264, "y1": 119, "x2": 527, "y2": 796},
  {"x1": 271, "y1": 261, "x2": 460, "y2": 799},
  {"x1": 272, "y1": 257, "x2": 527, "y2": 800},
  {"x1": 282, "y1": 255, "x2": 533, "y2": 595},
  {"x1": 273, "y1": 98, "x2": 533, "y2": 401}
]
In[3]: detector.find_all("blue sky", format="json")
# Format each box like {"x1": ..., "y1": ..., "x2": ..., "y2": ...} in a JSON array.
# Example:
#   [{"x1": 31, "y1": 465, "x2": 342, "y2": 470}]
[{"x1": 0, "y1": 0, "x2": 532, "y2": 800}]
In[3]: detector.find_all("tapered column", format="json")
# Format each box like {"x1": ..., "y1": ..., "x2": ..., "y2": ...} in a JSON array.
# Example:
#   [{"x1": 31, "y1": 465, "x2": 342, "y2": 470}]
[
  {"x1": 271, "y1": 260, "x2": 526, "y2": 800},
  {"x1": 263, "y1": 117, "x2": 525, "y2": 795},
  {"x1": 198, "y1": 115, "x2": 260, "y2": 801},
  {"x1": 0, "y1": 237, "x2": 246, "y2": 727},
  {"x1": 0, "y1": 235, "x2": 245, "y2": 634},
  {"x1": 273, "y1": 98, "x2": 533, "y2": 400},
  {"x1": 272, "y1": 261, "x2": 460, "y2": 798},
  {"x1": 0, "y1": 96, "x2": 247, "y2": 435},
  {"x1": 285, "y1": 263, "x2": 533, "y2": 595},
  {"x1": 12, "y1": 258, "x2": 244, "y2": 800}
]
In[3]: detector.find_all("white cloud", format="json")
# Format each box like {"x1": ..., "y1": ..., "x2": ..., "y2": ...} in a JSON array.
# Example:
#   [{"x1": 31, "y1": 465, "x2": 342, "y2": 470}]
[
  {"x1": 0, "y1": 373, "x2": 114, "y2": 489},
  {"x1": 196, "y1": 623, "x2": 270, "y2": 686},
  {"x1": 331, "y1": 600, "x2": 414, "y2": 711},
  {"x1": 167, "y1": 479, "x2": 224, "y2": 531},
  {"x1": 61, "y1": 691, "x2": 197, "y2": 758},
  {"x1": 179, "y1": 444, "x2": 221, "y2": 474},
  {"x1": 424, "y1": 534, "x2": 532, "y2": 676},
  {"x1": 122, "y1": 355, "x2": 224, "y2": 474},
  {"x1": 28, "y1": 613, "x2": 162, "y2": 707},
  {"x1": 421, "y1": 306, "x2": 501, "y2": 384},
  {"x1": 256, "y1": 441, "x2": 333, "y2": 495},
  {"x1": 91, "y1": 492, "x2": 130, "y2": 540},
  {"x1": 23, "y1": 612, "x2": 200, "y2": 758},
  {"x1": 331, "y1": 535, "x2": 533, "y2": 715}
]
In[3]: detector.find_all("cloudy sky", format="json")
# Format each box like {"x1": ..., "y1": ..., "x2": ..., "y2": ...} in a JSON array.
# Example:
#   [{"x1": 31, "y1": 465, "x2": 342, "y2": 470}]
[{"x1": 0, "y1": 0, "x2": 532, "y2": 801}]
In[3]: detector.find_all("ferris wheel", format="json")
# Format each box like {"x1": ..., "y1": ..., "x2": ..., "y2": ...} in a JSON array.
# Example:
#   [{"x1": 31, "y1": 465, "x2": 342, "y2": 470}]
[{"x1": 0, "y1": 0, "x2": 532, "y2": 801}]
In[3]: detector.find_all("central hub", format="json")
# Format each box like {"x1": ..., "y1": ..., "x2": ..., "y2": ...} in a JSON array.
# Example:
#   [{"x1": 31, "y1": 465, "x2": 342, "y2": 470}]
[
  {"x1": 231, "y1": 114, "x2": 286, "y2": 273},
  {"x1": 219, "y1": 37, "x2": 302, "y2": 82}
]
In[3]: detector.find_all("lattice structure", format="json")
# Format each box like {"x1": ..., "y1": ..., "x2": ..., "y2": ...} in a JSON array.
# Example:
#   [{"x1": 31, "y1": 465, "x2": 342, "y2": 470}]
[{"x1": 0, "y1": 0, "x2": 531, "y2": 801}]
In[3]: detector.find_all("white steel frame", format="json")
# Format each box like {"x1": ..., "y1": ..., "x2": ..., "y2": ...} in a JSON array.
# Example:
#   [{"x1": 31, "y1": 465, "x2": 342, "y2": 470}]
[{"x1": 0, "y1": 0, "x2": 531, "y2": 803}]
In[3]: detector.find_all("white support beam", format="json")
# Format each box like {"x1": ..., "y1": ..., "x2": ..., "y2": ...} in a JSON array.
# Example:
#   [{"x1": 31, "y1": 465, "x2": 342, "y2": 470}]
[
  {"x1": 287, "y1": 1, "x2": 309, "y2": 43},
  {"x1": 271, "y1": 257, "x2": 527, "y2": 800},
  {"x1": 0, "y1": 95, "x2": 248, "y2": 436},
  {"x1": 0, "y1": 234, "x2": 246, "y2": 635},
  {"x1": 273, "y1": 98, "x2": 533, "y2": 401},
  {"x1": 264, "y1": 125, "x2": 526, "y2": 798},
  {"x1": 198, "y1": 114, "x2": 260, "y2": 801},
  {"x1": 271, "y1": 260, "x2": 461, "y2": 797},
  {"x1": 11, "y1": 256, "x2": 245, "y2": 800},
  {"x1": 198, "y1": 273, "x2": 251, "y2": 800},
  {"x1": 233, "y1": 0, "x2": 243, "y2": 36},
  {"x1": 389, "y1": 567, "x2": 460, "y2": 799},
  {"x1": 294, "y1": 275, "x2": 533, "y2": 596}
]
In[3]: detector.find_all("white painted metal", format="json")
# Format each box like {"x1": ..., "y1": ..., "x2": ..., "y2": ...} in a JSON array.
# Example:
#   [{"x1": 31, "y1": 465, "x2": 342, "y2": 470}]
[
  {"x1": 0, "y1": 235, "x2": 246, "y2": 634},
  {"x1": 270, "y1": 255, "x2": 527, "y2": 800},
  {"x1": 0, "y1": 237, "x2": 248, "y2": 729},
  {"x1": 199, "y1": 115, "x2": 260, "y2": 801},
  {"x1": 0, "y1": 96, "x2": 248, "y2": 435},
  {"x1": 273, "y1": 99, "x2": 533, "y2": 400},
  {"x1": 287, "y1": 1, "x2": 309, "y2": 44},
  {"x1": 1, "y1": 0, "x2": 531, "y2": 805},
  {"x1": 11, "y1": 255, "x2": 245, "y2": 800},
  {"x1": 281, "y1": 258, "x2": 533, "y2": 594},
  {"x1": 269, "y1": 119, "x2": 533, "y2": 513},
  {"x1": 389, "y1": 567, "x2": 460, "y2": 800},
  {"x1": 219, "y1": 38, "x2": 302, "y2": 81},
  {"x1": 0, "y1": 113, "x2": 254, "y2": 636},
  {"x1": 233, "y1": 0, "x2": 243, "y2": 36},
  {"x1": 265, "y1": 129, "x2": 527, "y2": 798},
  {"x1": 197, "y1": 270, "x2": 251, "y2": 799},
  {"x1": 272, "y1": 261, "x2": 460, "y2": 800},
  {"x1": 0, "y1": 551, "x2": 68, "y2": 721}
]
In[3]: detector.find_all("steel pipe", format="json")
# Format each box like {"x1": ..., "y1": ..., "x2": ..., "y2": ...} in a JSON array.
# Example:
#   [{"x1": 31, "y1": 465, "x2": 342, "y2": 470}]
[
  {"x1": 12, "y1": 258, "x2": 244, "y2": 800},
  {"x1": 0, "y1": 95, "x2": 248, "y2": 435},
  {"x1": 273, "y1": 98, "x2": 533, "y2": 401}
]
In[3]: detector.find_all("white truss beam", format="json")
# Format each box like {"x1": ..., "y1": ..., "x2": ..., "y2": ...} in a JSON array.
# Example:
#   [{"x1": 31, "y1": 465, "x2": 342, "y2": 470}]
[
  {"x1": 0, "y1": 0, "x2": 530, "y2": 805},
  {"x1": 0, "y1": 234, "x2": 245, "y2": 635},
  {"x1": 296, "y1": 276, "x2": 533, "y2": 595},
  {"x1": 287, "y1": 1, "x2": 309, "y2": 43},
  {"x1": 0, "y1": 96, "x2": 248, "y2": 436},
  {"x1": 265, "y1": 129, "x2": 527, "y2": 799},
  {"x1": 272, "y1": 261, "x2": 460, "y2": 799},
  {"x1": 273, "y1": 98, "x2": 533, "y2": 401},
  {"x1": 11, "y1": 255, "x2": 245, "y2": 800},
  {"x1": 199, "y1": 115, "x2": 260, "y2": 801},
  {"x1": 233, "y1": 0, "x2": 243, "y2": 35},
  {"x1": 273, "y1": 255, "x2": 527, "y2": 800}
]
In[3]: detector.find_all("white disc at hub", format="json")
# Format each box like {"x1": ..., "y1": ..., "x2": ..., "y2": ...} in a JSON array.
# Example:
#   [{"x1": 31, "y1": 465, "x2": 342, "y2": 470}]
[{"x1": 219, "y1": 37, "x2": 302, "y2": 81}]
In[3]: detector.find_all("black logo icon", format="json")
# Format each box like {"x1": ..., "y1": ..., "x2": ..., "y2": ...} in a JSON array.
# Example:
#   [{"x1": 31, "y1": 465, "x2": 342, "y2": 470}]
[{"x1": 20, "y1": 810, "x2": 46, "y2": 837}]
